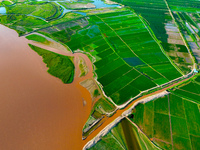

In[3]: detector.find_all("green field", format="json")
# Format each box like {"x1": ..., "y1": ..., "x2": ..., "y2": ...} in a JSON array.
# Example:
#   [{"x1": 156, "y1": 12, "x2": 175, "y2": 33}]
[
  {"x1": 88, "y1": 118, "x2": 160, "y2": 150},
  {"x1": 0, "y1": 14, "x2": 49, "y2": 35},
  {"x1": 26, "y1": 34, "x2": 49, "y2": 43},
  {"x1": 6, "y1": 2, "x2": 63, "y2": 20},
  {"x1": 112, "y1": 0, "x2": 195, "y2": 74},
  {"x1": 127, "y1": 79, "x2": 200, "y2": 150}
]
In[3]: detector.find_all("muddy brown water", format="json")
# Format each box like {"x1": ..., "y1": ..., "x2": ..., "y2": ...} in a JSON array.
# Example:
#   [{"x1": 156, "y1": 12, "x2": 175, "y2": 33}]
[{"x1": 0, "y1": 24, "x2": 93, "y2": 150}]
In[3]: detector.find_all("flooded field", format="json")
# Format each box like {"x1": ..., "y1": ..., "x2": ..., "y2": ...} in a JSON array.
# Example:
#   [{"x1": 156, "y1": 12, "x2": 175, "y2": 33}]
[{"x1": 0, "y1": 24, "x2": 92, "y2": 150}]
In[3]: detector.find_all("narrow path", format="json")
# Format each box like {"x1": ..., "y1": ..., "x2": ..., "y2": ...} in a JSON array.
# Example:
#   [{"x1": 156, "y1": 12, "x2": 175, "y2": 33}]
[{"x1": 167, "y1": 95, "x2": 174, "y2": 149}]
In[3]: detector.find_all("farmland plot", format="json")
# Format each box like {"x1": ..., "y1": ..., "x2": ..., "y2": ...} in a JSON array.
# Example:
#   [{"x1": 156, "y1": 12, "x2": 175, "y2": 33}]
[
  {"x1": 88, "y1": 118, "x2": 160, "y2": 150},
  {"x1": 127, "y1": 84, "x2": 200, "y2": 150},
  {"x1": 38, "y1": 9, "x2": 183, "y2": 105},
  {"x1": 112, "y1": 0, "x2": 194, "y2": 74}
]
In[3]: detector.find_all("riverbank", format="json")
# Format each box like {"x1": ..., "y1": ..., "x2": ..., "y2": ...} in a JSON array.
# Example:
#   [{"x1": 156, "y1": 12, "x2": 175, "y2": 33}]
[
  {"x1": 0, "y1": 24, "x2": 93, "y2": 150},
  {"x1": 82, "y1": 91, "x2": 169, "y2": 149}
]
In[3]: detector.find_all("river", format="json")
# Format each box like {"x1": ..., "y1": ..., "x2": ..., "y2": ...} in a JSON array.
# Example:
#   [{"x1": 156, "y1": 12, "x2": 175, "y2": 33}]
[
  {"x1": 0, "y1": 0, "x2": 122, "y2": 149},
  {"x1": 0, "y1": 24, "x2": 93, "y2": 150}
]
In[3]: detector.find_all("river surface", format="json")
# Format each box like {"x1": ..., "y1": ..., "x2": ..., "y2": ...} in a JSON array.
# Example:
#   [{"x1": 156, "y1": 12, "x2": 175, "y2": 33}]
[
  {"x1": 0, "y1": 24, "x2": 93, "y2": 150},
  {"x1": 0, "y1": 1, "x2": 121, "y2": 149},
  {"x1": 0, "y1": 7, "x2": 6, "y2": 14}
]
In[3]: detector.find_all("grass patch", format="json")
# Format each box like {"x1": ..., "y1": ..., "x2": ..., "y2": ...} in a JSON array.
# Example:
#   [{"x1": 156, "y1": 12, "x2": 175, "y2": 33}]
[
  {"x1": 92, "y1": 98, "x2": 116, "y2": 113},
  {"x1": 26, "y1": 34, "x2": 49, "y2": 43},
  {"x1": 169, "y1": 94, "x2": 185, "y2": 118},
  {"x1": 183, "y1": 100, "x2": 200, "y2": 136},
  {"x1": 190, "y1": 135, "x2": 200, "y2": 150},
  {"x1": 173, "y1": 135, "x2": 191, "y2": 150},
  {"x1": 154, "y1": 113, "x2": 171, "y2": 143},
  {"x1": 171, "y1": 116, "x2": 189, "y2": 138}
]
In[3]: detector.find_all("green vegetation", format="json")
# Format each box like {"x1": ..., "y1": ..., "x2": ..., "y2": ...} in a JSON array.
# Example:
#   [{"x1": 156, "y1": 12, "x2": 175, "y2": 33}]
[
  {"x1": 78, "y1": 56, "x2": 88, "y2": 77},
  {"x1": 0, "y1": 14, "x2": 49, "y2": 36},
  {"x1": 89, "y1": 75, "x2": 200, "y2": 149},
  {"x1": 1, "y1": 0, "x2": 192, "y2": 107},
  {"x1": 170, "y1": 80, "x2": 200, "y2": 104},
  {"x1": 154, "y1": 113, "x2": 171, "y2": 143},
  {"x1": 29, "y1": 44, "x2": 74, "y2": 83},
  {"x1": 6, "y1": 2, "x2": 63, "y2": 20},
  {"x1": 82, "y1": 96, "x2": 116, "y2": 137},
  {"x1": 89, "y1": 132, "x2": 125, "y2": 150},
  {"x1": 88, "y1": 118, "x2": 160, "y2": 150},
  {"x1": 26, "y1": 34, "x2": 49, "y2": 43},
  {"x1": 112, "y1": 0, "x2": 194, "y2": 74},
  {"x1": 2, "y1": 0, "x2": 12, "y2": 6},
  {"x1": 92, "y1": 98, "x2": 115, "y2": 114},
  {"x1": 127, "y1": 78, "x2": 200, "y2": 150},
  {"x1": 49, "y1": 12, "x2": 83, "y2": 25}
]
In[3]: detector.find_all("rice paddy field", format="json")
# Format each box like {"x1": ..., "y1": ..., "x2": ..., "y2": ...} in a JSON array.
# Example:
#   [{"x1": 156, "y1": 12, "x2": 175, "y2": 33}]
[
  {"x1": 88, "y1": 118, "x2": 160, "y2": 150},
  {"x1": 88, "y1": 76, "x2": 200, "y2": 150},
  {"x1": 113, "y1": 0, "x2": 196, "y2": 74},
  {"x1": 127, "y1": 77, "x2": 200, "y2": 150}
]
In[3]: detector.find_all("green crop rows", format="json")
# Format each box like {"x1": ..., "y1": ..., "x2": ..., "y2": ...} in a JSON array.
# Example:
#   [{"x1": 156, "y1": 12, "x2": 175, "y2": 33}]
[
  {"x1": 89, "y1": 118, "x2": 160, "y2": 150},
  {"x1": 128, "y1": 78, "x2": 200, "y2": 150},
  {"x1": 113, "y1": 0, "x2": 195, "y2": 74}
]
